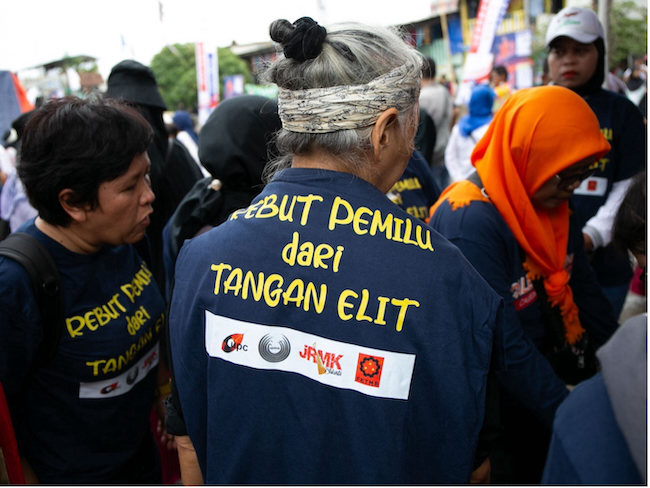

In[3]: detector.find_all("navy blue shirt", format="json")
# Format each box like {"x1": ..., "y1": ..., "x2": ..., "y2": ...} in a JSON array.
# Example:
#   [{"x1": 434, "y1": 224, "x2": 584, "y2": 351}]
[
  {"x1": 388, "y1": 150, "x2": 441, "y2": 221},
  {"x1": 542, "y1": 373, "x2": 643, "y2": 484},
  {"x1": 430, "y1": 198, "x2": 618, "y2": 425},
  {"x1": 0, "y1": 220, "x2": 166, "y2": 483},
  {"x1": 169, "y1": 168, "x2": 503, "y2": 484},
  {"x1": 576, "y1": 89, "x2": 646, "y2": 286},
  {"x1": 574, "y1": 89, "x2": 646, "y2": 225}
]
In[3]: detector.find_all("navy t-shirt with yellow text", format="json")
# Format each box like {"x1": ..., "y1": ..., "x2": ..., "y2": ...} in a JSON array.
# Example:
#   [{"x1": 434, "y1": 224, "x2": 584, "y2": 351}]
[
  {"x1": 0, "y1": 219, "x2": 166, "y2": 484},
  {"x1": 169, "y1": 168, "x2": 504, "y2": 484}
]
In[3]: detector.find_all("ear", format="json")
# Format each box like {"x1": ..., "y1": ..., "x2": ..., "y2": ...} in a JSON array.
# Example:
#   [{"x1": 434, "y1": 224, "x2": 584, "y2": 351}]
[
  {"x1": 370, "y1": 108, "x2": 400, "y2": 161},
  {"x1": 58, "y1": 189, "x2": 90, "y2": 223}
]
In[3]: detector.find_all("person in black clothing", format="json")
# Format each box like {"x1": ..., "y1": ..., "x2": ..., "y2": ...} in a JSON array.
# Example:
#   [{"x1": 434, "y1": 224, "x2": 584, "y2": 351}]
[
  {"x1": 161, "y1": 95, "x2": 282, "y2": 296},
  {"x1": 545, "y1": 7, "x2": 646, "y2": 317},
  {"x1": 105, "y1": 60, "x2": 202, "y2": 290}
]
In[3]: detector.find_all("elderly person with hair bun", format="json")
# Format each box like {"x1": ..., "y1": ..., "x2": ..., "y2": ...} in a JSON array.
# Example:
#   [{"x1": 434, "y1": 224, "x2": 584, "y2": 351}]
[{"x1": 167, "y1": 17, "x2": 504, "y2": 485}]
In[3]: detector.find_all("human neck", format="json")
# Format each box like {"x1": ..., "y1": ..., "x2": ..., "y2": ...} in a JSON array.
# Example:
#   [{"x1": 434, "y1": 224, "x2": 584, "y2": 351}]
[
  {"x1": 293, "y1": 150, "x2": 377, "y2": 179},
  {"x1": 35, "y1": 217, "x2": 101, "y2": 255}
]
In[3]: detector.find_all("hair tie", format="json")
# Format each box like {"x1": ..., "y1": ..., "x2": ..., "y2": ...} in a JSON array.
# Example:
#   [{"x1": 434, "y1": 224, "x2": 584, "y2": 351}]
[{"x1": 283, "y1": 17, "x2": 327, "y2": 62}]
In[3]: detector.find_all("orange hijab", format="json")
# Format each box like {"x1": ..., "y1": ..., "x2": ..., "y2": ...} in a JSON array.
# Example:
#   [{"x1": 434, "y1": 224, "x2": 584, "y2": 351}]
[{"x1": 430, "y1": 86, "x2": 611, "y2": 345}]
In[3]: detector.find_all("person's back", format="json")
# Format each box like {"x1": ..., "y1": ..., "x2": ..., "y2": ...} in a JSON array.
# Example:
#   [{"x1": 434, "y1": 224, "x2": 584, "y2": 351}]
[
  {"x1": 445, "y1": 84, "x2": 495, "y2": 182},
  {"x1": 387, "y1": 149, "x2": 441, "y2": 221},
  {"x1": 171, "y1": 167, "x2": 501, "y2": 483},
  {"x1": 168, "y1": 18, "x2": 502, "y2": 484},
  {"x1": 162, "y1": 95, "x2": 282, "y2": 296},
  {"x1": 419, "y1": 57, "x2": 453, "y2": 168},
  {"x1": 542, "y1": 313, "x2": 646, "y2": 484}
]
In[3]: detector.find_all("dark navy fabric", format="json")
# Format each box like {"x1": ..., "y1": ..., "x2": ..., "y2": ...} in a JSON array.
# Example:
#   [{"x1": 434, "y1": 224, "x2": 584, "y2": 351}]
[
  {"x1": 542, "y1": 373, "x2": 643, "y2": 484},
  {"x1": 169, "y1": 168, "x2": 503, "y2": 484},
  {"x1": 576, "y1": 89, "x2": 646, "y2": 225},
  {"x1": 389, "y1": 150, "x2": 441, "y2": 221},
  {"x1": 0, "y1": 219, "x2": 166, "y2": 484},
  {"x1": 577, "y1": 89, "x2": 646, "y2": 287},
  {"x1": 430, "y1": 198, "x2": 618, "y2": 425}
]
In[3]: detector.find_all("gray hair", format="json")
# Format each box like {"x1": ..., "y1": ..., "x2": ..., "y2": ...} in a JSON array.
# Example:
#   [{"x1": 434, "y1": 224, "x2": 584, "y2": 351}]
[{"x1": 262, "y1": 21, "x2": 423, "y2": 181}]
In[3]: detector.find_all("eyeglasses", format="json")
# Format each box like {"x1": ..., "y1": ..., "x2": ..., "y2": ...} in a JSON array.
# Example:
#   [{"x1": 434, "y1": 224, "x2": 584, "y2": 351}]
[{"x1": 555, "y1": 162, "x2": 599, "y2": 191}]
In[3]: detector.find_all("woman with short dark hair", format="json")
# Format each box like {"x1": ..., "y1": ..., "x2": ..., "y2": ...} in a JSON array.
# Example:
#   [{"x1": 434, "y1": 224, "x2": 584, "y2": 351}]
[{"x1": 0, "y1": 96, "x2": 169, "y2": 484}]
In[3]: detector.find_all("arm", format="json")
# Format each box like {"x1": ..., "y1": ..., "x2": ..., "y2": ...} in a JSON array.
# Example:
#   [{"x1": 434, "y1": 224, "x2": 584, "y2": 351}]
[
  {"x1": 582, "y1": 178, "x2": 633, "y2": 251},
  {"x1": 433, "y1": 204, "x2": 568, "y2": 426},
  {"x1": 584, "y1": 97, "x2": 647, "y2": 251},
  {"x1": 176, "y1": 435, "x2": 203, "y2": 485},
  {"x1": 569, "y1": 220, "x2": 619, "y2": 348},
  {"x1": 0, "y1": 259, "x2": 43, "y2": 395},
  {"x1": 20, "y1": 457, "x2": 39, "y2": 484},
  {"x1": 0, "y1": 261, "x2": 44, "y2": 482},
  {"x1": 164, "y1": 377, "x2": 202, "y2": 484},
  {"x1": 154, "y1": 364, "x2": 176, "y2": 450}
]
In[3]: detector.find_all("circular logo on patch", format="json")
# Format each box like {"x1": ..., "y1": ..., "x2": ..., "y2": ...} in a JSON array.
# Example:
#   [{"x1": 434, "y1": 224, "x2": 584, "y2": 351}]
[
  {"x1": 222, "y1": 333, "x2": 244, "y2": 353},
  {"x1": 259, "y1": 334, "x2": 291, "y2": 363},
  {"x1": 358, "y1": 356, "x2": 381, "y2": 377},
  {"x1": 126, "y1": 367, "x2": 139, "y2": 385}
]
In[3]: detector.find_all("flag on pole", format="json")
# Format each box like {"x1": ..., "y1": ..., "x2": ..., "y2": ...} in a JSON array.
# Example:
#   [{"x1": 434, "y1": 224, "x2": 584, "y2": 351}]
[
  {"x1": 195, "y1": 42, "x2": 220, "y2": 127},
  {"x1": 456, "y1": 0, "x2": 509, "y2": 104}
]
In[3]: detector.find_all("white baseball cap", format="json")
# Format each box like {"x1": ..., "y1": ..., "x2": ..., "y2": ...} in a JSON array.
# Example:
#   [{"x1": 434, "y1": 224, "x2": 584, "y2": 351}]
[{"x1": 545, "y1": 6, "x2": 604, "y2": 48}]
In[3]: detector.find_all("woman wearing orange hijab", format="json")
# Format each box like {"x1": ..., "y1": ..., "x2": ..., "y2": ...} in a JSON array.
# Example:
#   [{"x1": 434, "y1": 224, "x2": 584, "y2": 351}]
[{"x1": 429, "y1": 85, "x2": 619, "y2": 483}]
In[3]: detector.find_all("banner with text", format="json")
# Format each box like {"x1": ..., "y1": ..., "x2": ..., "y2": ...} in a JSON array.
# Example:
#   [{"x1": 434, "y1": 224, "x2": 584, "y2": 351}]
[
  {"x1": 195, "y1": 42, "x2": 219, "y2": 127},
  {"x1": 456, "y1": 0, "x2": 509, "y2": 104}
]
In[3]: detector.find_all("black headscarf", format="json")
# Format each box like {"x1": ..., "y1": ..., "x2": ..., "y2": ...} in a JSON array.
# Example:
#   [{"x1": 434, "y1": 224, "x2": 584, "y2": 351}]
[
  {"x1": 105, "y1": 59, "x2": 202, "y2": 289},
  {"x1": 162, "y1": 95, "x2": 282, "y2": 290},
  {"x1": 199, "y1": 95, "x2": 281, "y2": 196}
]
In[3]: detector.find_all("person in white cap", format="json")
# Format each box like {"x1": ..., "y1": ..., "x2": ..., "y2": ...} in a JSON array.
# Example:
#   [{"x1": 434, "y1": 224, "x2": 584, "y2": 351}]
[{"x1": 545, "y1": 6, "x2": 646, "y2": 319}]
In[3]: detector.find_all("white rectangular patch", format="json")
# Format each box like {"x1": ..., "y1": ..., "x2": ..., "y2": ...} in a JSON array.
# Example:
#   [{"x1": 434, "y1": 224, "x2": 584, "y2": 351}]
[
  {"x1": 79, "y1": 343, "x2": 159, "y2": 399},
  {"x1": 205, "y1": 312, "x2": 416, "y2": 400},
  {"x1": 573, "y1": 176, "x2": 608, "y2": 197}
]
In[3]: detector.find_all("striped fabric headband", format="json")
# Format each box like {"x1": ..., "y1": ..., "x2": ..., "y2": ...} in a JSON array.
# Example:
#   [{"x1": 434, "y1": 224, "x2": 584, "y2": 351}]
[{"x1": 278, "y1": 62, "x2": 421, "y2": 134}]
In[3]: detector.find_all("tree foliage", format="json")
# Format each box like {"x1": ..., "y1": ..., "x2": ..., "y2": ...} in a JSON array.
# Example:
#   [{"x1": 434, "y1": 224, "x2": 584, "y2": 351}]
[
  {"x1": 608, "y1": 0, "x2": 647, "y2": 69},
  {"x1": 150, "y1": 43, "x2": 253, "y2": 110}
]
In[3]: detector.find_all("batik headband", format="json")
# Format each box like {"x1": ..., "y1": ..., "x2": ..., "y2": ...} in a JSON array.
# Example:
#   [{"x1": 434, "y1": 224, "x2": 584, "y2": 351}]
[{"x1": 278, "y1": 62, "x2": 421, "y2": 134}]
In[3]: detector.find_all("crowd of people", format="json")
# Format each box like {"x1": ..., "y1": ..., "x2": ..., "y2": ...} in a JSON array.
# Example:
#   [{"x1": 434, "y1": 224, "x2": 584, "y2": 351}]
[{"x1": 0, "y1": 6, "x2": 645, "y2": 486}]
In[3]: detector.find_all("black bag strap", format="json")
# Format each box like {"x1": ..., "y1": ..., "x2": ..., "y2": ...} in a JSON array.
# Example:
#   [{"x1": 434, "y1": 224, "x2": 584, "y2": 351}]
[{"x1": 0, "y1": 232, "x2": 63, "y2": 367}]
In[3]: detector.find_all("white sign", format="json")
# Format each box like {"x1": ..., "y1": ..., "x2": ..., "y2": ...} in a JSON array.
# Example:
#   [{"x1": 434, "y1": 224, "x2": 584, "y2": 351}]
[{"x1": 204, "y1": 312, "x2": 417, "y2": 400}]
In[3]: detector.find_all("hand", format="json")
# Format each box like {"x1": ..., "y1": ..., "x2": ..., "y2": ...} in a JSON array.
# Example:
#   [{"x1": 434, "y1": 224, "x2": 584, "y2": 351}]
[
  {"x1": 471, "y1": 457, "x2": 491, "y2": 484},
  {"x1": 177, "y1": 435, "x2": 204, "y2": 485},
  {"x1": 154, "y1": 394, "x2": 176, "y2": 451}
]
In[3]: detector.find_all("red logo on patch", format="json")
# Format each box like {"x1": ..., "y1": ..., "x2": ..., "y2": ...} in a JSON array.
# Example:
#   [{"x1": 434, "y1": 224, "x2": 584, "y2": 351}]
[
  {"x1": 355, "y1": 354, "x2": 384, "y2": 388},
  {"x1": 222, "y1": 333, "x2": 245, "y2": 353},
  {"x1": 143, "y1": 350, "x2": 157, "y2": 369},
  {"x1": 101, "y1": 382, "x2": 119, "y2": 394},
  {"x1": 587, "y1": 180, "x2": 598, "y2": 192}
]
